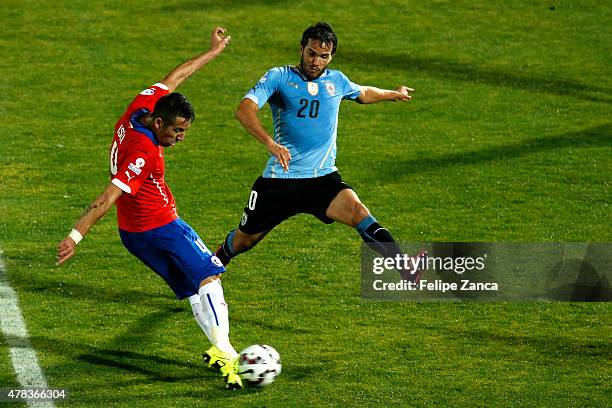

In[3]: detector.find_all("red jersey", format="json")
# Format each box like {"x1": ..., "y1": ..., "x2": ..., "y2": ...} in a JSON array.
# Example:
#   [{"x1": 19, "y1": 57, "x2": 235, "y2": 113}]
[{"x1": 110, "y1": 83, "x2": 178, "y2": 232}]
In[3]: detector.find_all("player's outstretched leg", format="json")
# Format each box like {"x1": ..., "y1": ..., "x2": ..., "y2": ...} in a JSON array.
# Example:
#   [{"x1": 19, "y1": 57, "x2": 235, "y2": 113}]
[
  {"x1": 190, "y1": 277, "x2": 242, "y2": 389},
  {"x1": 326, "y1": 189, "x2": 427, "y2": 282},
  {"x1": 356, "y1": 214, "x2": 427, "y2": 283},
  {"x1": 215, "y1": 229, "x2": 238, "y2": 266},
  {"x1": 215, "y1": 229, "x2": 268, "y2": 266}
]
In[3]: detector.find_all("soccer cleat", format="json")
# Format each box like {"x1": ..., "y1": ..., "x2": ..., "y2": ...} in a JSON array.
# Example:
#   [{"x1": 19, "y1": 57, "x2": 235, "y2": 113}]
[
  {"x1": 401, "y1": 250, "x2": 428, "y2": 284},
  {"x1": 220, "y1": 361, "x2": 243, "y2": 390},
  {"x1": 203, "y1": 345, "x2": 229, "y2": 372},
  {"x1": 203, "y1": 346, "x2": 242, "y2": 390}
]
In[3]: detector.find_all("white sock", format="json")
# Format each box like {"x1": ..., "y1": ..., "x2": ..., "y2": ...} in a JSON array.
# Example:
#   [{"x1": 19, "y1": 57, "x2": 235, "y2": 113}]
[
  {"x1": 198, "y1": 279, "x2": 238, "y2": 358},
  {"x1": 189, "y1": 294, "x2": 213, "y2": 343}
]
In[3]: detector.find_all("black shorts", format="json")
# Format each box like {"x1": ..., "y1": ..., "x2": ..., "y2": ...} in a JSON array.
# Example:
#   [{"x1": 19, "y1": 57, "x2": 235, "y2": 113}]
[{"x1": 238, "y1": 171, "x2": 353, "y2": 234}]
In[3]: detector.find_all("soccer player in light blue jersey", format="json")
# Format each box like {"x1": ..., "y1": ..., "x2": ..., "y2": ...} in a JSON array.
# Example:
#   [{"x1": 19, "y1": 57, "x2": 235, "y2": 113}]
[{"x1": 216, "y1": 22, "x2": 425, "y2": 280}]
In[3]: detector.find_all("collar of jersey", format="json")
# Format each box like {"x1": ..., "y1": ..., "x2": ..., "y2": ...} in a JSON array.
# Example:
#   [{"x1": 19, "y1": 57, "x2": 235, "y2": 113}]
[
  {"x1": 291, "y1": 65, "x2": 328, "y2": 81},
  {"x1": 130, "y1": 109, "x2": 159, "y2": 146}
]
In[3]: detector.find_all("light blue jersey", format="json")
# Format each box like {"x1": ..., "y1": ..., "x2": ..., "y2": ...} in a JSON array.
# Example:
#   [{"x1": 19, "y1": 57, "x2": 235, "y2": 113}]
[{"x1": 244, "y1": 66, "x2": 362, "y2": 178}]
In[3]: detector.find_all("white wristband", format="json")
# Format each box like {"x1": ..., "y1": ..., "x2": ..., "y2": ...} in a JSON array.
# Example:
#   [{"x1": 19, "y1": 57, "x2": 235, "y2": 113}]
[{"x1": 69, "y1": 229, "x2": 83, "y2": 245}]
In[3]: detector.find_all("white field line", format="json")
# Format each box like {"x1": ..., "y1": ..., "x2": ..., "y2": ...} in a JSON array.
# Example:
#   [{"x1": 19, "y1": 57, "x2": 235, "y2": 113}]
[{"x1": 0, "y1": 252, "x2": 55, "y2": 408}]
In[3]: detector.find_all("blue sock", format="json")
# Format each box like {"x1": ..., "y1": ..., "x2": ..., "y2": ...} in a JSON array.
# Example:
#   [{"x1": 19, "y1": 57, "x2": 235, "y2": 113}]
[
  {"x1": 216, "y1": 230, "x2": 237, "y2": 266},
  {"x1": 356, "y1": 215, "x2": 402, "y2": 257},
  {"x1": 356, "y1": 215, "x2": 378, "y2": 235}
]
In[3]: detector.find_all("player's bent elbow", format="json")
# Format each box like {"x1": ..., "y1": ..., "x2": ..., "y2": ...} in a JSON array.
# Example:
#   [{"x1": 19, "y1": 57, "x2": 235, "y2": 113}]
[
  {"x1": 235, "y1": 103, "x2": 258, "y2": 128},
  {"x1": 235, "y1": 108, "x2": 244, "y2": 122},
  {"x1": 235, "y1": 102, "x2": 248, "y2": 122}
]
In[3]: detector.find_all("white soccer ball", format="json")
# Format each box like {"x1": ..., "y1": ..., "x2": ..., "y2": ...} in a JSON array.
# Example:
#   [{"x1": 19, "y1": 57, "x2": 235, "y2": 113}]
[{"x1": 237, "y1": 344, "x2": 282, "y2": 387}]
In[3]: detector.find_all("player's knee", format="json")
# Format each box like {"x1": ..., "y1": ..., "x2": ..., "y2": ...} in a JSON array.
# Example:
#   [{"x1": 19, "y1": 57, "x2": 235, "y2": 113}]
[
  {"x1": 352, "y1": 202, "x2": 370, "y2": 225},
  {"x1": 199, "y1": 275, "x2": 220, "y2": 288}
]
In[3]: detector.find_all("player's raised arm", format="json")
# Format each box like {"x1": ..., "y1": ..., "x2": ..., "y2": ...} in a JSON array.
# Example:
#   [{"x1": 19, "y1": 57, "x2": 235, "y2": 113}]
[
  {"x1": 356, "y1": 85, "x2": 414, "y2": 104},
  {"x1": 57, "y1": 183, "x2": 123, "y2": 264},
  {"x1": 235, "y1": 98, "x2": 291, "y2": 172},
  {"x1": 161, "y1": 26, "x2": 231, "y2": 93}
]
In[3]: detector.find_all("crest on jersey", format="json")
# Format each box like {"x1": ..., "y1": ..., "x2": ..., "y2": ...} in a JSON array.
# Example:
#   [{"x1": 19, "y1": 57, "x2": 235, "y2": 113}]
[
  {"x1": 325, "y1": 82, "x2": 335, "y2": 96},
  {"x1": 307, "y1": 82, "x2": 319, "y2": 96}
]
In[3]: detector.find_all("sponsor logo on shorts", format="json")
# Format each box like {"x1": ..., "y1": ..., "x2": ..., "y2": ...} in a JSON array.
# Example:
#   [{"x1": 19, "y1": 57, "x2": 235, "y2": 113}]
[
  {"x1": 240, "y1": 212, "x2": 248, "y2": 227},
  {"x1": 211, "y1": 256, "x2": 223, "y2": 268}
]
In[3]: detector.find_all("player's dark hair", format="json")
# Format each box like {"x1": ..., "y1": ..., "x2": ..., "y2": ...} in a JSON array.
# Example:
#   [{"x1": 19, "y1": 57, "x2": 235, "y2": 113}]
[
  {"x1": 152, "y1": 92, "x2": 195, "y2": 124},
  {"x1": 301, "y1": 22, "x2": 337, "y2": 54}
]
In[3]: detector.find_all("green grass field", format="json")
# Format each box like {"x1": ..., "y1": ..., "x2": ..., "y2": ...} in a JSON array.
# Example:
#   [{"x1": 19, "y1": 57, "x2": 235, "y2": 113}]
[{"x1": 1, "y1": 0, "x2": 610, "y2": 406}]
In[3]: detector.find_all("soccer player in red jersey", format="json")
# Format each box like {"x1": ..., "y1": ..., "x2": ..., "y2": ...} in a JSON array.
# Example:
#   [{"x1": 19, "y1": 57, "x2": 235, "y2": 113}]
[{"x1": 57, "y1": 27, "x2": 243, "y2": 389}]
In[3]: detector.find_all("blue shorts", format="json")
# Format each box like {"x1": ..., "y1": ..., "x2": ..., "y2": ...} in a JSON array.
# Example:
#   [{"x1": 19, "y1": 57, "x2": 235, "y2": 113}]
[{"x1": 119, "y1": 218, "x2": 225, "y2": 299}]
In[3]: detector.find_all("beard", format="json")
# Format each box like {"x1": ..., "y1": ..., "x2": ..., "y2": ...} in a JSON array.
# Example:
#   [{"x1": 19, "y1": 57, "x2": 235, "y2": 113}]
[{"x1": 299, "y1": 56, "x2": 324, "y2": 80}]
